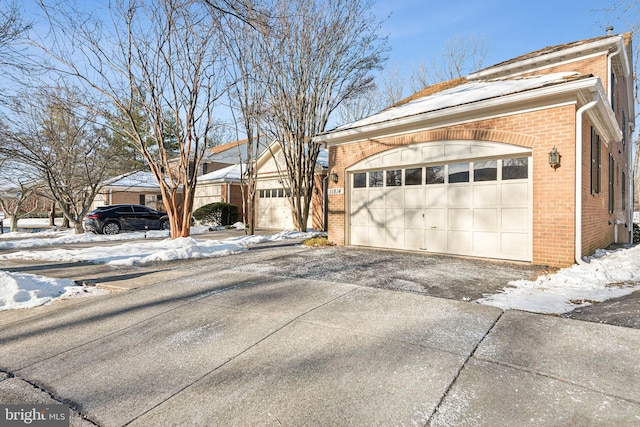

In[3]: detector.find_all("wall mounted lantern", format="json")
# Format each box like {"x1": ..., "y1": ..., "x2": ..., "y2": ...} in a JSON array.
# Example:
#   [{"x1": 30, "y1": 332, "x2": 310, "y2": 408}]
[
  {"x1": 548, "y1": 146, "x2": 561, "y2": 169},
  {"x1": 330, "y1": 172, "x2": 339, "y2": 183}
]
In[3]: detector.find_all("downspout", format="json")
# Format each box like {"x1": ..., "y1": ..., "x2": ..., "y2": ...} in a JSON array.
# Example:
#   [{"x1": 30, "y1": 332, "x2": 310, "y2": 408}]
[
  {"x1": 607, "y1": 41, "x2": 621, "y2": 106},
  {"x1": 322, "y1": 175, "x2": 328, "y2": 232},
  {"x1": 575, "y1": 92, "x2": 600, "y2": 264}
]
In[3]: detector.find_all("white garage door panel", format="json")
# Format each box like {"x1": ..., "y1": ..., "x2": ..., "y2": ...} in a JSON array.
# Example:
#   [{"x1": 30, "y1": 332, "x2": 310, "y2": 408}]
[
  {"x1": 386, "y1": 208, "x2": 404, "y2": 228},
  {"x1": 502, "y1": 232, "x2": 529, "y2": 256},
  {"x1": 426, "y1": 187, "x2": 447, "y2": 207},
  {"x1": 352, "y1": 225, "x2": 369, "y2": 245},
  {"x1": 369, "y1": 189, "x2": 385, "y2": 206},
  {"x1": 502, "y1": 182, "x2": 529, "y2": 205},
  {"x1": 386, "y1": 227, "x2": 404, "y2": 247},
  {"x1": 405, "y1": 229, "x2": 424, "y2": 248},
  {"x1": 448, "y1": 186, "x2": 471, "y2": 205},
  {"x1": 448, "y1": 230, "x2": 472, "y2": 251},
  {"x1": 474, "y1": 208, "x2": 498, "y2": 230},
  {"x1": 369, "y1": 226, "x2": 385, "y2": 245},
  {"x1": 386, "y1": 188, "x2": 404, "y2": 205},
  {"x1": 404, "y1": 188, "x2": 425, "y2": 207},
  {"x1": 424, "y1": 229, "x2": 447, "y2": 251},
  {"x1": 473, "y1": 231, "x2": 498, "y2": 252},
  {"x1": 405, "y1": 209, "x2": 424, "y2": 227},
  {"x1": 425, "y1": 208, "x2": 446, "y2": 227},
  {"x1": 369, "y1": 207, "x2": 385, "y2": 226},
  {"x1": 351, "y1": 206, "x2": 369, "y2": 226},
  {"x1": 474, "y1": 185, "x2": 498, "y2": 205},
  {"x1": 449, "y1": 208, "x2": 472, "y2": 229},
  {"x1": 501, "y1": 208, "x2": 529, "y2": 231}
]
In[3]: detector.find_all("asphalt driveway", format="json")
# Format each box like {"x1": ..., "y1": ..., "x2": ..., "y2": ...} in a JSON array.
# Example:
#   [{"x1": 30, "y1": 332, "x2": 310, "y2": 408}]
[{"x1": 1, "y1": 234, "x2": 639, "y2": 425}]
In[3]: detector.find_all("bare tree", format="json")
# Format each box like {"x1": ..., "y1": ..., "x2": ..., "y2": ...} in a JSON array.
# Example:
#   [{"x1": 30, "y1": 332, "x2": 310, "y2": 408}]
[
  {"x1": 32, "y1": 0, "x2": 228, "y2": 238},
  {"x1": 0, "y1": 87, "x2": 123, "y2": 233},
  {"x1": 219, "y1": 4, "x2": 272, "y2": 235},
  {"x1": 0, "y1": 161, "x2": 42, "y2": 232},
  {"x1": 259, "y1": 0, "x2": 387, "y2": 231},
  {"x1": 0, "y1": 1, "x2": 31, "y2": 73},
  {"x1": 334, "y1": 66, "x2": 405, "y2": 125},
  {"x1": 410, "y1": 34, "x2": 488, "y2": 92}
]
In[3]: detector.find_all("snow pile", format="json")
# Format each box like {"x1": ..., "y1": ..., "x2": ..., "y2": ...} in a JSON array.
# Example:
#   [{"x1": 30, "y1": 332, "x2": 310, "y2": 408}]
[
  {"x1": 0, "y1": 231, "x2": 316, "y2": 267},
  {"x1": 478, "y1": 245, "x2": 640, "y2": 314},
  {"x1": 0, "y1": 230, "x2": 317, "y2": 310},
  {"x1": 0, "y1": 271, "x2": 108, "y2": 311},
  {"x1": 0, "y1": 225, "x2": 210, "y2": 249}
]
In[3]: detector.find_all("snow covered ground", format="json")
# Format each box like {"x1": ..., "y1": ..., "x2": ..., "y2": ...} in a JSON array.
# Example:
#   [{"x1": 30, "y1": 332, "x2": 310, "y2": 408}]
[{"x1": 1, "y1": 218, "x2": 639, "y2": 314}]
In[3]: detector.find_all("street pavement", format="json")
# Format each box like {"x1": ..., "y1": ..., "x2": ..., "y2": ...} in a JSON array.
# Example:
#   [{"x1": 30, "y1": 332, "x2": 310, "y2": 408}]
[{"x1": 1, "y1": 235, "x2": 639, "y2": 426}]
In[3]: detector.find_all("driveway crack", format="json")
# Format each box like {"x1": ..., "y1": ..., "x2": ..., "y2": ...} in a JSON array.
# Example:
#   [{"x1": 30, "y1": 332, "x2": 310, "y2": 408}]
[{"x1": 424, "y1": 310, "x2": 504, "y2": 426}]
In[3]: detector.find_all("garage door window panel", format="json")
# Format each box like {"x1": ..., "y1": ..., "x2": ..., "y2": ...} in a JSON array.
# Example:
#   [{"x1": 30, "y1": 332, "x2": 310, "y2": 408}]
[
  {"x1": 448, "y1": 163, "x2": 469, "y2": 183},
  {"x1": 405, "y1": 168, "x2": 422, "y2": 186},
  {"x1": 353, "y1": 173, "x2": 366, "y2": 188},
  {"x1": 369, "y1": 171, "x2": 383, "y2": 187},
  {"x1": 426, "y1": 165, "x2": 445, "y2": 184},
  {"x1": 502, "y1": 157, "x2": 528, "y2": 180},
  {"x1": 474, "y1": 160, "x2": 497, "y2": 181},
  {"x1": 386, "y1": 170, "x2": 402, "y2": 186}
]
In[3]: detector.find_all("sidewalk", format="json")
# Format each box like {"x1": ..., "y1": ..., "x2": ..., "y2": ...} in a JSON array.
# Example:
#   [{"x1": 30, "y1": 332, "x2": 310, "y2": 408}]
[{"x1": 1, "y1": 262, "x2": 639, "y2": 426}]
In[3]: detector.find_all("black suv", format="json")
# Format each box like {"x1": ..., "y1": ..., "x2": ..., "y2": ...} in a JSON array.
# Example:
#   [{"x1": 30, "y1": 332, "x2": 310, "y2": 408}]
[{"x1": 84, "y1": 204, "x2": 170, "y2": 235}]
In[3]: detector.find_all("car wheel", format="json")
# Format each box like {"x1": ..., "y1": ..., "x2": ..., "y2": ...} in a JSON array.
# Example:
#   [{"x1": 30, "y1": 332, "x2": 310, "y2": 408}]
[
  {"x1": 160, "y1": 219, "x2": 170, "y2": 230},
  {"x1": 102, "y1": 221, "x2": 121, "y2": 235}
]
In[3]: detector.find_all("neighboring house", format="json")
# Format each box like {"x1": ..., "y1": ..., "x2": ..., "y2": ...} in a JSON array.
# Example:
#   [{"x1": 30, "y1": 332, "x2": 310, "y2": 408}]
[
  {"x1": 316, "y1": 33, "x2": 634, "y2": 268},
  {"x1": 92, "y1": 171, "x2": 166, "y2": 211},
  {"x1": 254, "y1": 141, "x2": 327, "y2": 230},
  {"x1": 194, "y1": 163, "x2": 247, "y2": 222}
]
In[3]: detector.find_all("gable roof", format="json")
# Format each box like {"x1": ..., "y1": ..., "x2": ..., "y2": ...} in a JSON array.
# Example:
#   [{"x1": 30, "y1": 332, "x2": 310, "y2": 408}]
[
  {"x1": 198, "y1": 163, "x2": 245, "y2": 183},
  {"x1": 326, "y1": 72, "x2": 585, "y2": 134},
  {"x1": 102, "y1": 171, "x2": 160, "y2": 189},
  {"x1": 468, "y1": 33, "x2": 631, "y2": 80}
]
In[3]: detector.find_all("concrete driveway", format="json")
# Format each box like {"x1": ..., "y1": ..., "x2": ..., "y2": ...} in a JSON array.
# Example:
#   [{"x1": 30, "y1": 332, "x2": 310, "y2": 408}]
[{"x1": 1, "y1": 236, "x2": 640, "y2": 425}]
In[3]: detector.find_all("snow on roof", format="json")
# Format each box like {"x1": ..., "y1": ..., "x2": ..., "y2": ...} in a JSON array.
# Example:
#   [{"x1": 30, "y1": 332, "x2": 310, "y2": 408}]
[
  {"x1": 198, "y1": 163, "x2": 245, "y2": 183},
  {"x1": 103, "y1": 171, "x2": 160, "y2": 189},
  {"x1": 332, "y1": 72, "x2": 581, "y2": 132}
]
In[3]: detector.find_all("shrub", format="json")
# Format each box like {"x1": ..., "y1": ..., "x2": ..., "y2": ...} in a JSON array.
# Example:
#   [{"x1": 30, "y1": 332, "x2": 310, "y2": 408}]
[
  {"x1": 193, "y1": 202, "x2": 238, "y2": 226},
  {"x1": 634, "y1": 223, "x2": 640, "y2": 244},
  {"x1": 302, "y1": 236, "x2": 334, "y2": 247}
]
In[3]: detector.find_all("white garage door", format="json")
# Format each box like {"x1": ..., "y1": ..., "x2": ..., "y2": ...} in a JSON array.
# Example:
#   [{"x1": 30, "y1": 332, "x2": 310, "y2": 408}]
[
  {"x1": 257, "y1": 188, "x2": 294, "y2": 229},
  {"x1": 349, "y1": 146, "x2": 532, "y2": 262}
]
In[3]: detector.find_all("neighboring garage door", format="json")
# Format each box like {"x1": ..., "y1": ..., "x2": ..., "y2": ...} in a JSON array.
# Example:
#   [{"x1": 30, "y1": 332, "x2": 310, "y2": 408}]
[
  {"x1": 348, "y1": 141, "x2": 532, "y2": 262},
  {"x1": 257, "y1": 188, "x2": 294, "y2": 229}
]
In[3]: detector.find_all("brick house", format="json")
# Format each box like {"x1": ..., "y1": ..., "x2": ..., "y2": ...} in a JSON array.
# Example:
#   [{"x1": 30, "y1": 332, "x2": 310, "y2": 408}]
[
  {"x1": 92, "y1": 171, "x2": 166, "y2": 211},
  {"x1": 315, "y1": 33, "x2": 634, "y2": 267}
]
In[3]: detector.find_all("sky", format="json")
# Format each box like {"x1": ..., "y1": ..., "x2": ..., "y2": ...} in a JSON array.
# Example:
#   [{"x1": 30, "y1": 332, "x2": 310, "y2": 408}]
[
  {"x1": 374, "y1": 0, "x2": 629, "y2": 86},
  {"x1": 2, "y1": 219, "x2": 640, "y2": 314}
]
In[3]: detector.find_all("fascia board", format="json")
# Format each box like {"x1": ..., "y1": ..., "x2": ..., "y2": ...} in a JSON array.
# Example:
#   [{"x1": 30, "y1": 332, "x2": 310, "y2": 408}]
[{"x1": 317, "y1": 77, "x2": 603, "y2": 146}]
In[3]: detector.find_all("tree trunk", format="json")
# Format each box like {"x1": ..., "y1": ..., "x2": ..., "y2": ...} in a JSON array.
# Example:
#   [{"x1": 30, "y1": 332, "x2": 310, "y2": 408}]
[{"x1": 9, "y1": 215, "x2": 18, "y2": 232}]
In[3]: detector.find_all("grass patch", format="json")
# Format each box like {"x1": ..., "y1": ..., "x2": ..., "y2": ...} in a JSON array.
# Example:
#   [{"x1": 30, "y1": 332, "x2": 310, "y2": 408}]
[{"x1": 302, "y1": 236, "x2": 334, "y2": 247}]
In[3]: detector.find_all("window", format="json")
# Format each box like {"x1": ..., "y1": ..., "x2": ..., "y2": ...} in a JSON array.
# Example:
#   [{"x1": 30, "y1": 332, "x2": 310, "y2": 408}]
[
  {"x1": 426, "y1": 165, "x2": 445, "y2": 184},
  {"x1": 139, "y1": 195, "x2": 145, "y2": 205},
  {"x1": 386, "y1": 169, "x2": 402, "y2": 186},
  {"x1": 622, "y1": 171, "x2": 626, "y2": 211},
  {"x1": 353, "y1": 173, "x2": 366, "y2": 188},
  {"x1": 405, "y1": 168, "x2": 422, "y2": 186},
  {"x1": 502, "y1": 158, "x2": 528, "y2": 180},
  {"x1": 623, "y1": 111, "x2": 627, "y2": 147},
  {"x1": 448, "y1": 163, "x2": 469, "y2": 183},
  {"x1": 474, "y1": 160, "x2": 497, "y2": 182},
  {"x1": 259, "y1": 190, "x2": 265, "y2": 198},
  {"x1": 369, "y1": 171, "x2": 383, "y2": 187},
  {"x1": 277, "y1": 189, "x2": 284, "y2": 198},
  {"x1": 591, "y1": 127, "x2": 601, "y2": 194},
  {"x1": 609, "y1": 155, "x2": 615, "y2": 213}
]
